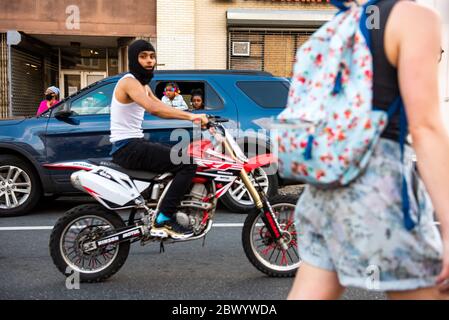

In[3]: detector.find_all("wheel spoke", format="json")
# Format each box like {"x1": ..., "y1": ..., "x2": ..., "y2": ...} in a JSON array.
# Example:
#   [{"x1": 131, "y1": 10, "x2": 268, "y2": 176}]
[
  {"x1": 290, "y1": 245, "x2": 300, "y2": 260},
  {"x1": 230, "y1": 183, "x2": 245, "y2": 197},
  {"x1": 6, "y1": 167, "x2": 14, "y2": 180},
  {"x1": 13, "y1": 182, "x2": 30, "y2": 187},
  {"x1": 12, "y1": 168, "x2": 22, "y2": 183},
  {"x1": 0, "y1": 174, "x2": 5, "y2": 182},
  {"x1": 14, "y1": 188, "x2": 30, "y2": 194},
  {"x1": 269, "y1": 246, "x2": 278, "y2": 262},
  {"x1": 236, "y1": 188, "x2": 248, "y2": 201},
  {"x1": 10, "y1": 192, "x2": 19, "y2": 206},
  {"x1": 4, "y1": 193, "x2": 11, "y2": 207},
  {"x1": 285, "y1": 249, "x2": 294, "y2": 265}
]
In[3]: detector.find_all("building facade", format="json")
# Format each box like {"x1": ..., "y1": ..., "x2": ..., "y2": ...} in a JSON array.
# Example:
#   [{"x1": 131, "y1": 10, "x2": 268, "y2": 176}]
[
  {"x1": 1, "y1": 0, "x2": 446, "y2": 119},
  {"x1": 157, "y1": 0, "x2": 334, "y2": 76},
  {"x1": 0, "y1": 0, "x2": 156, "y2": 117}
]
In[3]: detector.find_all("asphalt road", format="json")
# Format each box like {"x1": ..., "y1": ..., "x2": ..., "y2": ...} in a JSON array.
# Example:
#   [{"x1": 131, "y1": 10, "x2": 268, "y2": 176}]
[{"x1": 0, "y1": 197, "x2": 386, "y2": 300}]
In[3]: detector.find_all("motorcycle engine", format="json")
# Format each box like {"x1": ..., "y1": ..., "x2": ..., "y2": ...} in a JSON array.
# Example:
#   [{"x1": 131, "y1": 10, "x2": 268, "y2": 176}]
[{"x1": 176, "y1": 183, "x2": 209, "y2": 232}]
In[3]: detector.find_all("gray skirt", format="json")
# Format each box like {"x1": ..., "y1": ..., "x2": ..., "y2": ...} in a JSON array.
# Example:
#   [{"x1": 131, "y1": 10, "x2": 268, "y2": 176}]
[{"x1": 295, "y1": 139, "x2": 443, "y2": 291}]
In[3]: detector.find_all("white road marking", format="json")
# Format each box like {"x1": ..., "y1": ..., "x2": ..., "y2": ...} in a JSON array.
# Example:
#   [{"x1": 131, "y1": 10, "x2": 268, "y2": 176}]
[
  {"x1": 0, "y1": 223, "x2": 245, "y2": 231},
  {"x1": 0, "y1": 226, "x2": 53, "y2": 231},
  {"x1": 212, "y1": 223, "x2": 244, "y2": 228},
  {"x1": 0, "y1": 222, "x2": 440, "y2": 231}
]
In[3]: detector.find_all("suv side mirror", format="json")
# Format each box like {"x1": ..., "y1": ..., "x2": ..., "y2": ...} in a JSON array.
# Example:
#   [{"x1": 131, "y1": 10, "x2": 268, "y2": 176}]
[{"x1": 54, "y1": 104, "x2": 73, "y2": 119}]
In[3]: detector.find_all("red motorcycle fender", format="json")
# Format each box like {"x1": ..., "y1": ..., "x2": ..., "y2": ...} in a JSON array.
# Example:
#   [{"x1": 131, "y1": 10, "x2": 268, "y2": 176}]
[{"x1": 243, "y1": 154, "x2": 276, "y2": 173}]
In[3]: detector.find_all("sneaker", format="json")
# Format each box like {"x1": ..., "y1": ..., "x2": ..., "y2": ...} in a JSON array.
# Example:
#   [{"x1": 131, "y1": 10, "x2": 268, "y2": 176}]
[{"x1": 151, "y1": 219, "x2": 194, "y2": 240}]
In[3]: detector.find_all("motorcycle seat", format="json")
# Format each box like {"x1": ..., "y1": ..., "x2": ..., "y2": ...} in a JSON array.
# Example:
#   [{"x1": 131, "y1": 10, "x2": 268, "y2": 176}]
[{"x1": 88, "y1": 158, "x2": 160, "y2": 182}]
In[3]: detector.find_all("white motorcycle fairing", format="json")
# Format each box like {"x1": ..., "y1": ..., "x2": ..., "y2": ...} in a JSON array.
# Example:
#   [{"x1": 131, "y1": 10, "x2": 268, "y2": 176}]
[{"x1": 46, "y1": 161, "x2": 151, "y2": 210}]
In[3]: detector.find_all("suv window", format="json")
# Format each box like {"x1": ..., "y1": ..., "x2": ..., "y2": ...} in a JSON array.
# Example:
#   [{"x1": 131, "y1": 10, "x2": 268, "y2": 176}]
[
  {"x1": 237, "y1": 81, "x2": 289, "y2": 109},
  {"x1": 153, "y1": 81, "x2": 224, "y2": 110},
  {"x1": 69, "y1": 82, "x2": 115, "y2": 116}
]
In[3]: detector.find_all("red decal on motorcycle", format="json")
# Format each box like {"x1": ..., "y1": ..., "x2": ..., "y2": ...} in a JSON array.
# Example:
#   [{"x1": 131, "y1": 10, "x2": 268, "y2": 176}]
[
  {"x1": 192, "y1": 177, "x2": 208, "y2": 184},
  {"x1": 216, "y1": 163, "x2": 232, "y2": 170},
  {"x1": 215, "y1": 182, "x2": 233, "y2": 198},
  {"x1": 201, "y1": 212, "x2": 209, "y2": 225},
  {"x1": 44, "y1": 164, "x2": 92, "y2": 171},
  {"x1": 83, "y1": 186, "x2": 99, "y2": 196},
  {"x1": 215, "y1": 188, "x2": 226, "y2": 198}
]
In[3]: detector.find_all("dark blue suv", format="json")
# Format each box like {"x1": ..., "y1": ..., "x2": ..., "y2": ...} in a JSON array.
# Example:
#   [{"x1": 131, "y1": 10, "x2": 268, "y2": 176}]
[{"x1": 0, "y1": 70, "x2": 290, "y2": 217}]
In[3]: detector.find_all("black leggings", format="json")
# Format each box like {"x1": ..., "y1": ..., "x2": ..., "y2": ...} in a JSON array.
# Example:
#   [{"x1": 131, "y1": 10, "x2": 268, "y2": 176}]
[{"x1": 112, "y1": 139, "x2": 197, "y2": 217}]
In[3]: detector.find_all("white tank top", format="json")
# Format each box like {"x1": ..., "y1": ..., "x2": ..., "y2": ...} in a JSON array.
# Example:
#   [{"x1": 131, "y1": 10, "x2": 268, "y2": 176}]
[{"x1": 110, "y1": 73, "x2": 145, "y2": 143}]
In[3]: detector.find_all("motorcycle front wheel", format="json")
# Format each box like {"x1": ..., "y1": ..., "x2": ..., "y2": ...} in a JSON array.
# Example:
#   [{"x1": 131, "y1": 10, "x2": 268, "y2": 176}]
[{"x1": 242, "y1": 194, "x2": 301, "y2": 277}]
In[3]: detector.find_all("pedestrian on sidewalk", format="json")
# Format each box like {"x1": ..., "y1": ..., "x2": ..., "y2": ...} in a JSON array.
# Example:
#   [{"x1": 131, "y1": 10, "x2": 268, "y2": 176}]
[{"x1": 37, "y1": 86, "x2": 60, "y2": 116}]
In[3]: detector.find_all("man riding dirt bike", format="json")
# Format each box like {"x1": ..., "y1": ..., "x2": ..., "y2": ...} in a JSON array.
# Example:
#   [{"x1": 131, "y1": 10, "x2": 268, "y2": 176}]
[
  {"x1": 109, "y1": 39, "x2": 209, "y2": 239},
  {"x1": 46, "y1": 40, "x2": 300, "y2": 283}
]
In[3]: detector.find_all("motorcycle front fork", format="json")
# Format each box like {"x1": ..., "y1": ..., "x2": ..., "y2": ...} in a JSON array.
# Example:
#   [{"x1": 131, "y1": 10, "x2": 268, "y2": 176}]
[{"x1": 239, "y1": 170, "x2": 287, "y2": 249}]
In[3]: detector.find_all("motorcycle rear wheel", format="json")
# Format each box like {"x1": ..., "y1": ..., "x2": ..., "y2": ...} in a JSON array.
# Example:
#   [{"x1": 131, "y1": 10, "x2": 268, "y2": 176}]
[{"x1": 49, "y1": 204, "x2": 130, "y2": 283}]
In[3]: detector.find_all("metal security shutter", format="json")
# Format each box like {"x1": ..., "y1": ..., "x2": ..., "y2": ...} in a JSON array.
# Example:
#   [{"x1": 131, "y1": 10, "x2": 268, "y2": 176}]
[
  {"x1": 228, "y1": 29, "x2": 314, "y2": 77},
  {"x1": 0, "y1": 34, "x2": 8, "y2": 119},
  {"x1": 11, "y1": 48, "x2": 43, "y2": 116}
]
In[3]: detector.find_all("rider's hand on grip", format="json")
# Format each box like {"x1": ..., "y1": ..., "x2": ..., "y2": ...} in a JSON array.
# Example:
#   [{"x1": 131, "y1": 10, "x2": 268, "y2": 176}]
[{"x1": 190, "y1": 113, "x2": 209, "y2": 129}]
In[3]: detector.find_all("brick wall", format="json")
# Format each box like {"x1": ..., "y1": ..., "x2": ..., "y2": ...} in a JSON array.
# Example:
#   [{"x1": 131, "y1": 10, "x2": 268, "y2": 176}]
[
  {"x1": 157, "y1": 0, "x2": 332, "y2": 70},
  {"x1": 156, "y1": 0, "x2": 196, "y2": 70}
]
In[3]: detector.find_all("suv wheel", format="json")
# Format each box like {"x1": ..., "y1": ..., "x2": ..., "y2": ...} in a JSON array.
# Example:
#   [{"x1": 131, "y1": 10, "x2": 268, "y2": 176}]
[
  {"x1": 0, "y1": 155, "x2": 42, "y2": 217},
  {"x1": 221, "y1": 166, "x2": 278, "y2": 213}
]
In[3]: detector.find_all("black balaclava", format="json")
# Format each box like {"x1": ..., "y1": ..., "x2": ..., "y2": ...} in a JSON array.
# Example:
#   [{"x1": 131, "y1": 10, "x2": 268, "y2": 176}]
[{"x1": 128, "y1": 40, "x2": 156, "y2": 85}]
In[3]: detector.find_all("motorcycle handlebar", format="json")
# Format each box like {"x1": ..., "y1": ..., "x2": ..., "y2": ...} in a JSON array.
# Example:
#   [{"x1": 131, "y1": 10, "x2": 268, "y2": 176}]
[{"x1": 205, "y1": 115, "x2": 229, "y2": 129}]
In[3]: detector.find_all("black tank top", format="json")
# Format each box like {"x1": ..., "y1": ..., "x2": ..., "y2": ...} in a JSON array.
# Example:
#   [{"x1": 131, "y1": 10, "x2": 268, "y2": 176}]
[{"x1": 370, "y1": 0, "x2": 403, "y2": 141}]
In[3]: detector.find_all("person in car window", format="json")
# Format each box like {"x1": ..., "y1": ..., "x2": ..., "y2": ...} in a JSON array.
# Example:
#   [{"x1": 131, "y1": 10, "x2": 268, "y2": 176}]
[
  {"x1": 190, "y1": 88, "x2": 205, "y2": 111},
  {"x1": 161, "y1": 82, "x2": 189, "y2": 111}
]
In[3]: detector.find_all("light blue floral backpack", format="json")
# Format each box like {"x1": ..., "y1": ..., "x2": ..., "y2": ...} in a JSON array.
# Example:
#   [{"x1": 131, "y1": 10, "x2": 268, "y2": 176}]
[{"x1": 272, "y1": 0, "x2": 416, "y2": 230}]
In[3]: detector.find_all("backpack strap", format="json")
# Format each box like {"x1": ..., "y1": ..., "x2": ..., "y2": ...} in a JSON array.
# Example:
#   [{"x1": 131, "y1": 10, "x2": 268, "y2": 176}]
[
  {"x1": 386, "y1": 97, "x2": 418, "y2": 231},
  {"x1": 330, "y1": 0, "x2": 356, "y2": 12},
  {"x1": 330, "y1": 0, "x2": 382, "y2": 50},
  {"x1": 359, "y1": 0, "x2": 383, "y2": 50}
]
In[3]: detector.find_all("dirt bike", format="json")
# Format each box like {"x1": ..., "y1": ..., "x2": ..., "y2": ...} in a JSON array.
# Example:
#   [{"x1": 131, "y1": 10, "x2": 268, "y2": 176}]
[{"x1": 46, "y1": 116, "x2": 300, "y2": 283}]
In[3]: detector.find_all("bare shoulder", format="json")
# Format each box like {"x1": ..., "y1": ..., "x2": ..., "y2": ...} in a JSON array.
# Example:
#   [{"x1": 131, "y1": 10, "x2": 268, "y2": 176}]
[
  {"x1": 114, "y1": 77, "x2": 143, "y2": 104},
  {"x1": 385, "y1": 1, "x2": 441, "y2": 66},
  {"x1": 119, "y1": 76, "x2": 142, "y2": 91},
  {"x1": 390, "y1": 1, "x2": 441, "y2": 30}
]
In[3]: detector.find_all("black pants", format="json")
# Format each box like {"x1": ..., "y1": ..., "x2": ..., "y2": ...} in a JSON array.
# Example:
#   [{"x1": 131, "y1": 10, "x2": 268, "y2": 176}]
[{"x1": 112, "y1": 139, "x2": 197, "y2": 217}]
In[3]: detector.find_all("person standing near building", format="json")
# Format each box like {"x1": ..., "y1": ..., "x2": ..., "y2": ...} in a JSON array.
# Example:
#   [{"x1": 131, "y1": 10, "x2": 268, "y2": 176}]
[
  {"x1": 288, "y1": 0, "x2": 449, "y2": 300},
  {"x1": 36, "y1": 86, "x2": 60, "y2": 116}
]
